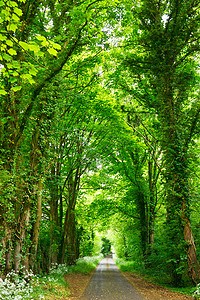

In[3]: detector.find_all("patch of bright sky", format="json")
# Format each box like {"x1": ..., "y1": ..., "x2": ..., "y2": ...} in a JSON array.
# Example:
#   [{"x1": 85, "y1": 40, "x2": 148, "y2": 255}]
[
  {"x1": 39, "y1": 6, "x2": 53, "y2": 31},
  {"x1": 162, "y1": 14, "x2": 170, "y2": 27}
]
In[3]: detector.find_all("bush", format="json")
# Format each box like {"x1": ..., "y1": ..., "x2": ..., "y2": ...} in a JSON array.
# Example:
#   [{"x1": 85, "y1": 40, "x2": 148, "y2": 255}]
[
  {"x1": 0, "y1": 255, "x2": 102, "y2": 300},
  {"x1": 194, "y1": 284, "x2": 200, "y2": 299},
  {"x1": 68, "y1": 255, "x2": 103, "y2": 274},
  {"x1": 115, "y1": 257, "x2": 145, "y2": 273},
  {"x1": 0, "y1": 268, "x2": 36, "y2": 300},
  {"x1": 49, "y1": 264, "x2": 69, "y2": 277},
  {"x1": 0, "y1": 265, "x2": 70, "y2": 300}
]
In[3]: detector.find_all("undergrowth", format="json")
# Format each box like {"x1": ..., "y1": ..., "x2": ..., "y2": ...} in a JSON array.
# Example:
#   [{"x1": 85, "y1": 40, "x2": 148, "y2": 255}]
[
  {"x1": 193, "y1": 284, "x2": 200, "y2": 299},
  {"x1": 67, "y1": 255, "x2": 103, "y2": 274},
  {"x1": 115, "y1": 257, "x2": 198, "y2": 299},
  {"x1": 114, "y1": 257, "x2": 145, "y2": 273},
  {"x1": 0, "y1": 255, "x2": 102, "y2": 300}
]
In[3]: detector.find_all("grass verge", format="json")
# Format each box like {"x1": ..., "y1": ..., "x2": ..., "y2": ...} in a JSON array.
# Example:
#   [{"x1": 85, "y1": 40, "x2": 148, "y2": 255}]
[
  {"x1": 115, "y1": 258, "x2": 198, "y2": 299},
  {"x1": 67, "y1": 255, "x2": 103, "y2": 275}
]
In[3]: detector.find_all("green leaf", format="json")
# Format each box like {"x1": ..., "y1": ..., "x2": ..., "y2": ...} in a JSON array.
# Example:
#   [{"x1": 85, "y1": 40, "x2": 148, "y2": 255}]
[
  {"x1": 0, "y1": 44, "x2": 6, "y2": 51},
  {"x1": 1, "y1": 9, "x2": 10, "y2": 18},
  {"x1": 2, "y1": 53, "x2": 12, "y2": 61},
  {"x1": 6, "y1": 39, "x2": 13, "y2": 47},
  {"x1": 6, "y1": 63, "x2": 14, "y2": 69},
  {"x1": 0, "y1": 89, "x2": 7, "y2": 95},
  {"x1": 36, "y1": 35, "x2": 47, "y2": 42},
  {"x1": 29, "y1": 68, "x2": 38, "y2": 76},
  {"x1": 7, "y1": 24, "x2": 17, "y2": 31},
  {"x1": 11, "y1": 86, "x2": 22, "y2": 92},
  {"x1": 49, "y1": 41, "x2": 61, "y2": 50},
  {"x1": 19, "y1": 41, "x2": 30, "y2": 51},
  {"x1": 12, "y1": 14, "x2": 20, "y2": 22},
  {"x1": 29, "y1": 43, "x2": 40, "y2": 53},
  {"x1": 12, "y1": 61, "x2": 20, "y2": 68},
  {"x1": 10, "y1": 77, "x2": 17, "y2": 83},
  {"x1": 0, "y1": 34, "x2": 6, "y2": 41},
  {"x1": 41, "y1": 40, "x2": 49, "y2": 47},
  {"x1": 47, "y1": 48, "x2": 58, "y2": 56},
  {"x1": 21, "y1": 73, "x2": 35, "y2": 84},
  {"x1": 12, "y1": 71, "x2": 19, "y2": 76},
  {"x1": 28, "y1": 78, "x2": 35, "y2": 84},
  {"x1": 14, "y1": 7, "x2": 23, "y2": 16},
  {"x1": 8, "y1": 48, "x2": 17, "y2": 56},
  {"x1": 21, "y1": 73, "x2": 32, "y2": 80},
  {"x1": 0, "y1": 67, "x2": 6, "y2": 73},
  {"x1": 53, "y1": 43, "x2": 61, "y2": 50},
  {"x1": 7, "y1": 1, "x2": 17, "y2": 7}
]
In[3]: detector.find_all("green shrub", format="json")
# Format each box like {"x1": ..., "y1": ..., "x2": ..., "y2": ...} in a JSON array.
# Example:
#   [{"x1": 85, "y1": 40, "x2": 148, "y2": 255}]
[
  {"x1": 115, "y1": 257, "x2": 145, "y2": 273},
  {"x1": 0, "y1": 255, "x2": 102, "y2": 300},
  {"x1": 68, "y1": 255, "x2": 103, "y2": 274},
  {"x1": 193, "y1": 284, "x2": 200, "y2": 299}
]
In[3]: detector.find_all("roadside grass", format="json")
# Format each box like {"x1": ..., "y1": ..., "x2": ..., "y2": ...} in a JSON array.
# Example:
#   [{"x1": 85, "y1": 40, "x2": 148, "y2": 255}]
[
  {"x1": 166, "y1": 286, "x2": 198, "y2": 299},
  {"x1": 115, "y1": 257, "x2": 145, "y2": 273},
  {"x1": 0, "y1": 255, "x2": 102, "y2": 300},
  {"x1": 115, "y1": 258, "x2": 198, "y2": 299},
  {"x1": 67, "y1": 254, "x2": 103, "y2": 275}
]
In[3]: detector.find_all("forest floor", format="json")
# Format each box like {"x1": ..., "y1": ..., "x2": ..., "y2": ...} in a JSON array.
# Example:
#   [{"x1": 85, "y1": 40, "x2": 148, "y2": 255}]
[{"x1": 65, "y1": 271, "x2": 194, "y2": 300}]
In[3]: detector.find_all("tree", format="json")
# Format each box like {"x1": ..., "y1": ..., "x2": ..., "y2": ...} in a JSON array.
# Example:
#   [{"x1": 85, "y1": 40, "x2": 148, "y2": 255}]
[
  {"x1": 0, "y1": 0, "x2": 120, "y2": 273},
  {"x1": 117, "y1": 0, "x2": 200, "y2": 285}
]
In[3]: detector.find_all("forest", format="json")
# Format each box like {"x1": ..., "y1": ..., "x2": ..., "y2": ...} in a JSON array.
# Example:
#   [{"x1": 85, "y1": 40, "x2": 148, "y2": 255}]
[{"x1": 0, "y1": 0, "x2": 200, "y2": 298}]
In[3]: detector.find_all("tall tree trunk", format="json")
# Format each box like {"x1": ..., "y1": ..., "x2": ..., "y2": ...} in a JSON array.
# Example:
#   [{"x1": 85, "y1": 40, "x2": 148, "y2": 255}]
[
  {"x1": 0, "y1": 183, "x2": 13, "y2": 274},
  {"x1": 49, "y1": 165, "x2": 59, "y2": 266},
  {"x1": 161, "y1": 91, "x2": 200, "y2": 285},
  {"x1": 60, "y1": 168, "x2": 80, "y2": 264},
  {"x1": 60, "y1": 202, "x2": 77, "y2": 264},
  {"x1": 148, "y1": 160, "x2": 156, "y2": 253},
  {"x1": 136, "y1": 189, "x2": 148, "y2": 260},
  {"x1": 65, "y1": 210, "x2": 76, "y2": 265},
  {"x1": 183, "y1": 205, "x2": 200, "y2": 285},
  {"x1": 29, "y1": 180, "x2": 43, "y2": 270},
  {"x1": 3, "y1": 225, "x2": 13, "y2": 274},
  {"x1": 28, "y1": 119, "x2": 43, "y2": 270},
  {"x1": 14, "y1": 206, "x2": 31, "y2": 272}
]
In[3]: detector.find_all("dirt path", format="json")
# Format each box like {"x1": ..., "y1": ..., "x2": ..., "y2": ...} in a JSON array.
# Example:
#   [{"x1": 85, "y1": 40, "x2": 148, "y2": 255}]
[{"x1": 65, "y1": 258, "x2": 194, "y2": 300}]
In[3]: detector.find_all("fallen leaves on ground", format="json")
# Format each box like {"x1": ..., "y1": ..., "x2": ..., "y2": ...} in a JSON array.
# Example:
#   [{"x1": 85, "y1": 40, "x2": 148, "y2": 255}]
[
  {"x1": 65, "y1": 272, "x2": 94, "y2": 299},
  {"x1": 123, "y1": 272, "x2": 194, "y2": 300}
]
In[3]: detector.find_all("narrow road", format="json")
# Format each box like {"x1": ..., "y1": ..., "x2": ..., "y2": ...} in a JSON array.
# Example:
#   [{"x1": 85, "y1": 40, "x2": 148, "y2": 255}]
[{"x1": 81, "y1": 257, "x2": 146, "y2": 300}]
